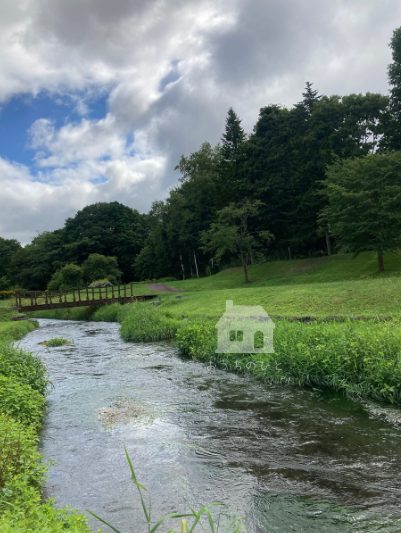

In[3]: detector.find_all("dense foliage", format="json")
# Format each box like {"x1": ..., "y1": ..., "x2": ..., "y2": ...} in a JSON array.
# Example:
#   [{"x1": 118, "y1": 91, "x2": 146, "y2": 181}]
[
  {"x1": 177, "y1": 318, "x2": 401, "y2": 405},
  {"x1": 2, "y1": 28, "x2": 401, "y2": 288},
  {"x1": 0, "y1": 320, "x2": 91, "y2": 531},
  {"x1": 323, "y1": 152, "x2": 401, "y2": 271}
]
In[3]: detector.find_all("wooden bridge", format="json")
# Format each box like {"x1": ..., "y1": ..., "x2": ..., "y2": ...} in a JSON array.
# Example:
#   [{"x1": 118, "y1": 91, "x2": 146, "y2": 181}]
[{"x1": 15, "y1": 284, "x2": 156, "y2": 312}]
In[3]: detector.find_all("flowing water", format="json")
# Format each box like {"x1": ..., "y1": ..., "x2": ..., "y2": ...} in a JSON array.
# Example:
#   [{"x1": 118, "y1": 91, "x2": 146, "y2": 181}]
[{"x1": 18, "y1": 319, "x2": 401, "y2": 532}]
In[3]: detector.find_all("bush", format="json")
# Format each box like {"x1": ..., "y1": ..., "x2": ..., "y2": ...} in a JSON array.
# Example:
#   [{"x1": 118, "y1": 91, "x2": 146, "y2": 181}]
[
  {"x1": 0, "y1": 331, "x2": 89, "y2": 532},
  {"x1": 0, "y1": 414, "x2": 44, "y2": 494},
  {"x1": 31, "y1": 307, "x2": 94, "y2": 321},
  {"x1": 48, "y1": 264, "x2": 83, "y2": 291},
  {"x1": 0, "y1": 343, "x2": 48, "y2": 394},
  {"x1": 176, "y1": 321, "x2": 216, "y2": 360},
  {"x1": 0, "y1": 320, "x2": 37, "y2": 341},
  {"x1": 82, "y1": 253, "x2": 121, "y2": 284},
  {"x1": 92, "y1": 303, "x2": 128, "y2": 322},
  {"x1": 0, "y1": 481, "x2": 91, "y2": 532},
  {"x1": 176, "y1": 319, "x2": 401, "y2": 404},
  {"x1": 120, "y1": 303, "x2": 179, "y2": 342},
  {"x1": 0, "y1": 376, "x2": 45, "y2": 430},
  {"x1": 88, "y1": 278, "x2": 113, "y2": 288},
  {"x1": 39, "y1": 338, "x2": 71, "y2": 348}
]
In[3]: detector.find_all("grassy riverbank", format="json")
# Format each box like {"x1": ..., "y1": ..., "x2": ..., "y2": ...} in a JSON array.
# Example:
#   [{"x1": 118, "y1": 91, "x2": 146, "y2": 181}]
[
  {"x1": 30, "y1": 252, "x2": 401, "y2": 405},
  {"x1": 0, "y1": 308, "x2": 92, "y2": 532}
]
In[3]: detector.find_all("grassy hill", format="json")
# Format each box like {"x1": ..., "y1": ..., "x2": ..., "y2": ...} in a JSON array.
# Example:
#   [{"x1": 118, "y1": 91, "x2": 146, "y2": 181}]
[
  {"x1": 29, "y1": 252, "x2": 401, "y2": 321},
  {"x1": 28, "y1": 251, "x2": 401, "y2": 405},
  {"x1": 140, "y1": 252, "x2": 401, "y2": 320}
]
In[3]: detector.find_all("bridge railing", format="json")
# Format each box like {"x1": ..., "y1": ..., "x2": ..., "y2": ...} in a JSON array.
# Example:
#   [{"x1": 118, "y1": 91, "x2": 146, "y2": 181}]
[{"x1": 15, "y1": 283, "x2": 147, "y2": 311}]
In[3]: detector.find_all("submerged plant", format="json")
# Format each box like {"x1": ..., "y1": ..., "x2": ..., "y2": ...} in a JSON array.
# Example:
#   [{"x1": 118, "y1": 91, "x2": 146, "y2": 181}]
[
  {"x1": 39, "y1": 337, "x2": 72, "y2": 348},
  {"x1": 89, "y1": 449, "x2": 245, "y2": 533}
]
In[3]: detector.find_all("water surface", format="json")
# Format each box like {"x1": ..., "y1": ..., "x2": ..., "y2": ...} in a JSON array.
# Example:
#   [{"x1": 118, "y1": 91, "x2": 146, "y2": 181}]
[{"x1": 19, "y1": 319, "x2": 401, "y2": 532}]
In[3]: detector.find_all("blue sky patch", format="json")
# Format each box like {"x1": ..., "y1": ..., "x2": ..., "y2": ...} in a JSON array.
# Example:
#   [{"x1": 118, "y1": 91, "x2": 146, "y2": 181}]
[{"x1": 0, "y1": 90, "x2": 109, "y2": 168}]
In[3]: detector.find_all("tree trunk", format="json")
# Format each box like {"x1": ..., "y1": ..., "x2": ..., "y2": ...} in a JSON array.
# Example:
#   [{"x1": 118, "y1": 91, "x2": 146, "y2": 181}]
[
  {"x1": 193, "y1": 250, "x2": 199, "y2": 278},
  {"x1": 288, "y1": 246, "x2": 292, "y2": 261},
  {"x1": 325, "y1": 231, "x2": 332, "y2": 256},
  {"x1": 241, "y1": 252, "x2": 249, "y2": 283},
  {"x1": 377, "y1": 250, "x2": 385, "y2": 272},
  {"x1": 179, "y1": 254, "x2": 185, "y2": 280}
]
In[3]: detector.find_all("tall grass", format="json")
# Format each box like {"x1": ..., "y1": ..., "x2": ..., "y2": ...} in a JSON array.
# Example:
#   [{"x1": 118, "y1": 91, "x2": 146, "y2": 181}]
[
  {"x1": 90, "y1": 449, "x2": 245, "y2": 533},
  {"x1": 31, "y1": 307, "x2": 95, "y2": 321},
  {"x1": 0, "y1": 313, "x2": 92, "y2": 531},
  {"x1": 92, "y1": 303, "x2": 128, "y2": 322},
  {"x1": 176, "y1": 319, "x2": 401, "y2": 405},
  {"x1": 119, "y1": 303, "x2": 179, "y2": 342}
]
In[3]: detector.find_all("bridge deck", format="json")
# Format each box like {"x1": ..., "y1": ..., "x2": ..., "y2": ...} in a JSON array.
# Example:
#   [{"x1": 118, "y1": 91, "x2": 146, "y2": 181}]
[{"x1": 15, "y1": 285, "x2": 156, "y2": 312}]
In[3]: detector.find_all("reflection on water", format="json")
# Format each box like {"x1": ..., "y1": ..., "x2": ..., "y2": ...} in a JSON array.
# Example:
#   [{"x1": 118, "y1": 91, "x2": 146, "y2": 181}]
[{"x1": 18, "y1": 319, "x2": 401, "y2": 532}]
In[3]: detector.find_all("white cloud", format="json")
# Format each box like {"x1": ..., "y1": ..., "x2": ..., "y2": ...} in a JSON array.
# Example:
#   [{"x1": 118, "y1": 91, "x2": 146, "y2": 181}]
[{"x1": 0, "y1": 0, "x2": 400, "y2": 242}]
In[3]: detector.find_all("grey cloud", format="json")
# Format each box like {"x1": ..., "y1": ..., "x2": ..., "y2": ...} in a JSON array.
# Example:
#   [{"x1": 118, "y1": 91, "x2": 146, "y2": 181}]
[{"x1": 1, "y1": 0, "x2": 401, "y2": 242}]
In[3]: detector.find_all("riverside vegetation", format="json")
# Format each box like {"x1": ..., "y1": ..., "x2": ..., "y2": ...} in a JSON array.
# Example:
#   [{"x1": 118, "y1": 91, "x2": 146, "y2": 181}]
[
  {"x1": 0, "y1": 305, "x2": 93, "y2": 532},
  {"x1": 32, "y1": 252, "x2": 401, "y2": 406},
  {"x1": 0, "y1": 304, "x2": 244, "y2": 532}
]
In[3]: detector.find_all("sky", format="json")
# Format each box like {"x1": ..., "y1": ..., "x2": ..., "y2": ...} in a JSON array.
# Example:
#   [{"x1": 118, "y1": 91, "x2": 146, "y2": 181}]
[{"x1": 0, "y1": 0, "x2": 400, "y2": 244}]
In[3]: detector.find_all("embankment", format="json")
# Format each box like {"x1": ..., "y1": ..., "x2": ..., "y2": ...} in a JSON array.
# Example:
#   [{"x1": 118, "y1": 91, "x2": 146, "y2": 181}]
[{"x1": 0, "y1": 313, "x2": 92, "y2": 532}]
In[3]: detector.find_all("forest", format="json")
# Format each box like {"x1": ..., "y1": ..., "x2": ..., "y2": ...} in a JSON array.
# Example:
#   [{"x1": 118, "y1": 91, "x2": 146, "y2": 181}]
[{"x1": 2, "y1": 27, "x2": 401, "y2": 290}]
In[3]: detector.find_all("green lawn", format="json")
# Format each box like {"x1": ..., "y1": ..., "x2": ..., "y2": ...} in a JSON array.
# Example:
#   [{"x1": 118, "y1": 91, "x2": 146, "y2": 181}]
[
  {"x1": 29, "y1": 252, "x2": 401, "y2": 321},
  {"x1": 141, "y1": 252, "x2": 401, "y2": 320}
]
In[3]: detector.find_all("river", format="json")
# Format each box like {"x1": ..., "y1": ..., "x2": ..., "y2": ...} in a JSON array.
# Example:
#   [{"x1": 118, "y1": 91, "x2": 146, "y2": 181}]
[{"x1": 18, "y1": 319, "x2": 401, "y2": 532}]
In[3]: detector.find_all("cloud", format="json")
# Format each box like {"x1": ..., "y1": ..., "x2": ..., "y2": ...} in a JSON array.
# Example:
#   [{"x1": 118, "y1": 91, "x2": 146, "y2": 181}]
[{"x1": 0, "y1": 0, "x2": 401, "y2": 242}]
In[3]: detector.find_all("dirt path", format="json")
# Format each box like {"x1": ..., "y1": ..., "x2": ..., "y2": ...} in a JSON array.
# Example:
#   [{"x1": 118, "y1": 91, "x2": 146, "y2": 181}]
[{"x1": 147, "y1": 283, "x2": 181, "y2": 293}]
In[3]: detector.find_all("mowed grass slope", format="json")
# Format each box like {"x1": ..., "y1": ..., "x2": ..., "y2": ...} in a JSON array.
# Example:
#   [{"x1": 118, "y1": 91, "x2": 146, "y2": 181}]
[
  {"x1": 140, "y1": 252, "x2": 401, "y2": 320},
  {"x1": 32, "y1": 252, "x2": 401, "y2": 321}
]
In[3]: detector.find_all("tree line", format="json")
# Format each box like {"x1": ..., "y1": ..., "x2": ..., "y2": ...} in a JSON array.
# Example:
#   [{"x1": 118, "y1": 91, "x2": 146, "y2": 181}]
[{"x1": 2, "y1": 27, "x2": 401, "y2": 289}]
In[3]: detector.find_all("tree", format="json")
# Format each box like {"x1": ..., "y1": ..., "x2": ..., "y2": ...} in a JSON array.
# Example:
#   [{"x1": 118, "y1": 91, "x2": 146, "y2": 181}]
[
  {"x1": 201, "y1": 201, "x2": 273, "y2": 283},
  {"x1": 296, "y1": 81, "x2": 320, "y2": 115},
  {"x1": 81, "y1": 253, "x2": 121, "y2": 283},
  {"x1": 384, "y1": 27, "x2": 401, "y2": 149},
  {"x1": 63, "y1": 202, "x2": 146, "y2": 281},
  {"x1": 323, "y1": 151, "x2": 401, "y2": 271},
  {"x1": 220, "y1": 108, "x2": 246, "y2": 200},
  {"x1": 48, "y1": 264, "x2": 83, "y2": 290},
  {"x1": 10, "y1": 230, "x2": 66, "y2": 289},
  {"x1": 134, "y1": 202, "x2": 172, "y2": 280},
  {"x1": 0, "y1": 237, "x2": 21, "y2": 283}
]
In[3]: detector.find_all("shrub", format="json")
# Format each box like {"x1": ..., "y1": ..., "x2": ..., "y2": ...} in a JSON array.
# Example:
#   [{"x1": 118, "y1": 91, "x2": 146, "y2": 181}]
[
  {"x1": 0, "y1": 414, "x2": 44, "y2": 494},
  {"x1": 120, "y1": 303, "x2": 179, "y2": 342},
  {"x1": 176, "y1": 319, "x2": 401, "y2": 404},
  {"x1": 82, "y1": 253, "x2": 121, "y2": 284},
  {"x1": 88, "y1": 278, "x2": 113, "y2": 288},
  {"x1": 0, "y1": 343, "x2": 48, "y2": 394},
  {"x1": 0, "y1": 376, "x2": 45, "y2": 430},
  {"x1": 176, "y1": 321, "x2": 216, "y2": 361},
  {"x1": 92, "y1": 303, "x2": 128, "y2": 322},
  {"x1": 48, "y1": 264, "x2": 83, "y2": 291},
  {"x1": 39, "y1": 338, "x2": 71, "y2": 348},
  {"x1": 31, "y1": 307, "x2": 94, "y2": 321},
  {"x1": 0, "y1": 320, "x2": 37, "y2": 341},
  {"x1": 0, "y1": 486, "x2": 92, "y2": 532}
]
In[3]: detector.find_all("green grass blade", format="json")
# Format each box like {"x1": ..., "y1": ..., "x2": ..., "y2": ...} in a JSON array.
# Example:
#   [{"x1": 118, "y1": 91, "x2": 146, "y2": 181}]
[{"x1": 88, "y1": 510, "x2": 123, "y2": 533}]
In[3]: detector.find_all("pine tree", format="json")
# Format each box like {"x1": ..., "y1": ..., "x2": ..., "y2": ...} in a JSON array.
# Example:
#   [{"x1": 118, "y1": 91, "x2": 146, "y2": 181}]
[
  {"x1": 296, "y1": 81, "x2": 320, "y2": 115},
  {"x1": 220, "y1": 108, "x2": 246, "y2": 200},
  {"x1": 221, "y1": 108, "x2": 246, "y2": 158},
  {"x1": 385, "y1": 27, "x2": 401, "y2": 149}
]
